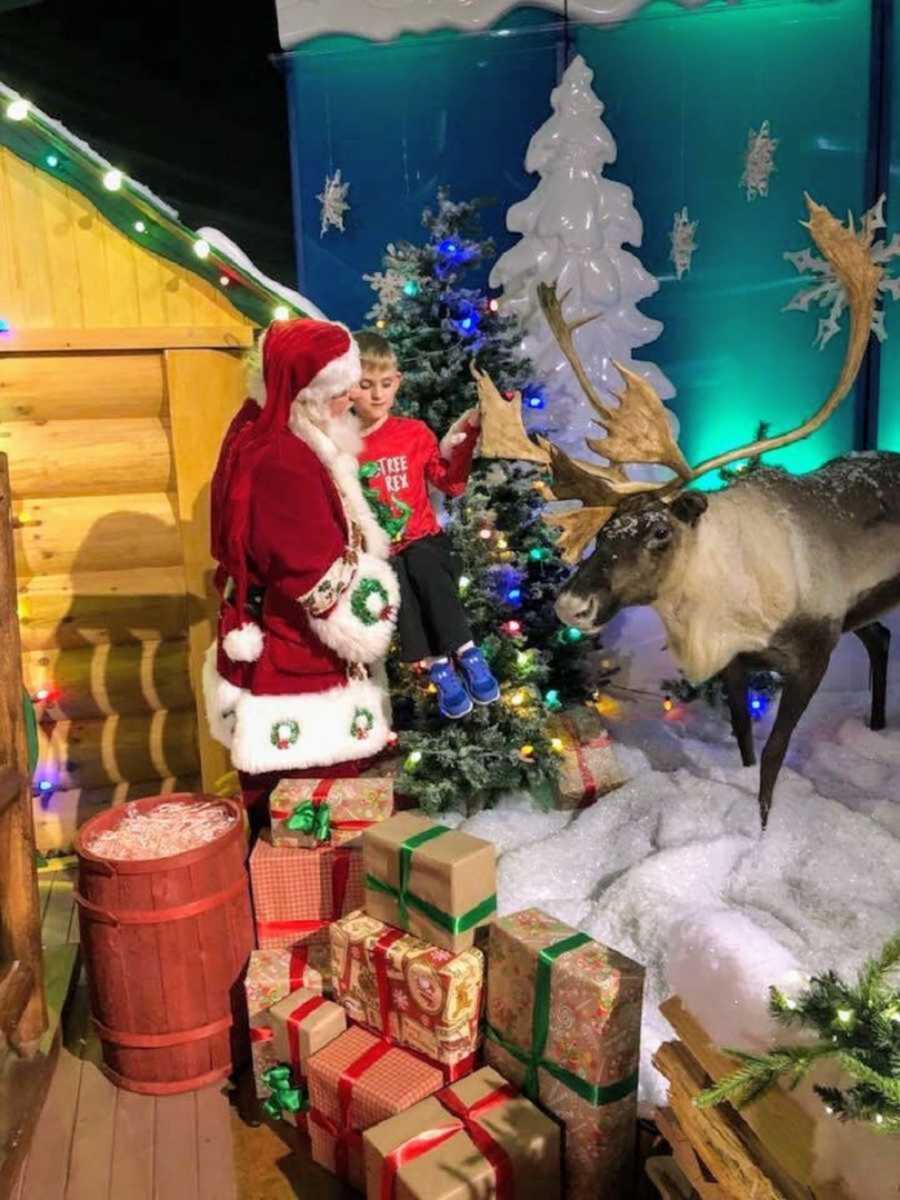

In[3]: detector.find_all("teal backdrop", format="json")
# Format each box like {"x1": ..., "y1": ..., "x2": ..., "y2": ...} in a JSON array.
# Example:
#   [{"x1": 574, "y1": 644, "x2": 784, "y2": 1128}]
[{"x1": 282, "y1": 1, "x2": 898, "y2": 476}]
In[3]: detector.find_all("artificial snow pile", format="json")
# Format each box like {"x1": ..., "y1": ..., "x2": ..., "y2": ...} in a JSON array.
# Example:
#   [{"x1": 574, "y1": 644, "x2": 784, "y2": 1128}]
[
  {"x1": 449, "y1": 613, "x2": 900, "y2": 1199},
  {"x1": 86, "y1": 799, "x2": 236, "y2": 860}
]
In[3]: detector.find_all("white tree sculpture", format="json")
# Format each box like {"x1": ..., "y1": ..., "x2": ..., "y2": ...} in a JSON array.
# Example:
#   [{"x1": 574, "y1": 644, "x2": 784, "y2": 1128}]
[{"x1": 490, "y1": 55, "x2": 677, "y2": 476}]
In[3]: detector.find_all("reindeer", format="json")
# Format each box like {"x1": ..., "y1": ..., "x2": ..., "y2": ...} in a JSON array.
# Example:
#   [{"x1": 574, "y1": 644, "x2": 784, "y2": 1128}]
[{"x1": 476, "y1": 197, "x2": 900, "y2": 827}]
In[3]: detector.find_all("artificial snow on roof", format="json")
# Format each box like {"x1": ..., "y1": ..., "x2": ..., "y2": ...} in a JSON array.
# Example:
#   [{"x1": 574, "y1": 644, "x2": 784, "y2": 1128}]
[{"x1": 197, "y1": 227, "x2": 325, "y2": 321}]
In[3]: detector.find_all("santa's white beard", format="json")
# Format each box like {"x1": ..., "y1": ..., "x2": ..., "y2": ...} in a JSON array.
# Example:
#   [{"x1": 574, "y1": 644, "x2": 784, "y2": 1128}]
[{"x1": 317, "y1": 409, "x2": 363, "y2": 456}]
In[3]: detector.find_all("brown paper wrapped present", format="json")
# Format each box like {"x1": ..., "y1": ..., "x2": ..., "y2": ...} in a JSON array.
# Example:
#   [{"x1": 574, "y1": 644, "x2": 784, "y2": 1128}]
[
  {"x1": 306, "y1": 1025, "x2": 444, "y2": 1191},
  {"x1": 331, "y1": 909, "x2": 483, "y2": 1075},
  {"x1": 548, "y1": 709, "x2": 627, "y2": 809},
  {"x1": 261, "y1": 987, "x2": 347, "y2": 1129},
  {"x1": 364, "y1": 1065, "x2": 561, "y2": 1200},
  {"x1": 484, "y1": 908, "x2": 643, "y2": 1200},
  {"x1": 245, "y1": 945, "x2": 331, "y2": 1021},
  {"x1": 249, "y1": 834, "x2": 363, "y2": 952},
  {"x1": 363, "y1": 814, "x2": 496, "y2": 954},
  {"x1": 270, "y1": 777, "x2": 393, "y2": 849}
]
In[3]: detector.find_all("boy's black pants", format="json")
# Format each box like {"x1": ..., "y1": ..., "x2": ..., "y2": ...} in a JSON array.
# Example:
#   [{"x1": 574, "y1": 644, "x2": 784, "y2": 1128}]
[{"x1": 393, "y1": 534, "x2": 472, "y2": 662}]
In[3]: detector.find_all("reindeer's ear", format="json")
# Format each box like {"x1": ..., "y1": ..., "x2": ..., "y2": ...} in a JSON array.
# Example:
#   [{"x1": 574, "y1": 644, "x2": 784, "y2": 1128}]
[{"x1": 670, "y1": 491, "x2": 708, "y2": 527}]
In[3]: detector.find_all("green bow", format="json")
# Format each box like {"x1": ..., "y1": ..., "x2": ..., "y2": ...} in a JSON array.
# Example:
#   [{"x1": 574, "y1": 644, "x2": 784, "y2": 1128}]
[
  {"x1": 358, "y1": 462, "x2": 412, "y2": 542},
  {"x1": 484, "y1": 931, "x2": 639, "y2": 1107},
  {"x1": 261, "y1": 1063, "x2": 308, "y2": 1119},
  {"x1": 286, "y1": 801, "x2": 331, "y2": 842}
]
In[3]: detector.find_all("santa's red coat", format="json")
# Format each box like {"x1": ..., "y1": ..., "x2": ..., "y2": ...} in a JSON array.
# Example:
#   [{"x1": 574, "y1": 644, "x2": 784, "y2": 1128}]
[{"x1": 204, "y1": 411, "x2": 399, "y2": 775}]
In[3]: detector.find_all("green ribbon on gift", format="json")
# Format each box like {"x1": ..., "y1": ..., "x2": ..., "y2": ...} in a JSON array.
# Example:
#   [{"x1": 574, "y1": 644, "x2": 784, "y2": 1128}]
[
  {"x1": 365, "y1": 825, "x2": 497, "y2": 935},
  {"x1": 285, "y1": 800, "x2": 331, "y2": 843},
  {"x1": 261, "y1": 1063, "x2": 309, "y2": 1120},
  {"x1": 485, "y1": 931, "x2": 639, "y2": 1108}
]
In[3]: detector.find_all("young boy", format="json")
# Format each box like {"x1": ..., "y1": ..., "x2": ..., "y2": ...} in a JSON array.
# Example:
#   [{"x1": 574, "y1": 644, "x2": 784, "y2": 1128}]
[{"x1": 351, "y1": 331, "x2": 499, "y2": 719}]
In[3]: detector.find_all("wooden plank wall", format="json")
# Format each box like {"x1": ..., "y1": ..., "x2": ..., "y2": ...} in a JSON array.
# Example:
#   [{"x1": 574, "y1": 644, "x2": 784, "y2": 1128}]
[
  {"x1": 0, "y1": 147, "x2": 247, "y2": 334},
  {"x1": 0, "y1": 145, "x2": 255, "y2": 849}
]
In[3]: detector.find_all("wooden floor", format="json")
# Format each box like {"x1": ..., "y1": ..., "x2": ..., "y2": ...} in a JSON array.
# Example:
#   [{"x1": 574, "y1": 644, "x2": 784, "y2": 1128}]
[{"x1": 9, "y1": 864, "x2": 345, "y2": 1200}]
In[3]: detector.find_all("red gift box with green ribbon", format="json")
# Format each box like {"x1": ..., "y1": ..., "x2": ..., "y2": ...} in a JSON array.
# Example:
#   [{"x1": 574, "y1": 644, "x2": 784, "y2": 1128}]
[
  {"x1": 306, "y1": 1024, "x2": 444, "y2": 1191},
  {"x1": 363, "y1": 814, "x2": 497, "y2": 955},
  {"x1": 484, "y1": 908, "x2": 643, "y2": 1200},
  {"x1": 249, "y1": 835, "x2": 363, "y2": 952},
  {"x1": 363, "y1": 1065, "x2": 562, "y2": 1200},
  {"x1": 269, "y1": 776, "x2": 393, "y2": 849}
]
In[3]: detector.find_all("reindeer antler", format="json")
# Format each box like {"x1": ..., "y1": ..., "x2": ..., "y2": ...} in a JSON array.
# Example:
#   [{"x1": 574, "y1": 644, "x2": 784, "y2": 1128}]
[{"x1": 477, "y1": 196, "x2": 880, "y2": 563}]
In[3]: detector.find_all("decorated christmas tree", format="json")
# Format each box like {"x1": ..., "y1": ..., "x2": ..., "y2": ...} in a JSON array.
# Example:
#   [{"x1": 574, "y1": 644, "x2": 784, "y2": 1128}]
[
  {"x1": 490, "y1": 55, "x2": 678, "y2": 478},
  {"x1": 363, "y1": 191, "x2": 609, "y2": 810}
]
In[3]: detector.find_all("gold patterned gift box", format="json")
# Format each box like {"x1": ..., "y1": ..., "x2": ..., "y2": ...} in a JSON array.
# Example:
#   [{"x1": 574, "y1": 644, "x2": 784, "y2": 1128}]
[
  {"x1": 484, "y1": 908, "x2": 644, "y2": 1200},
  {"x1": 269, "y1": 777, "x2": 393, "y2": 849},
  {"x1": 548, "y1": 709, "x2": 627, "y2": 809},
  {"x1": 363, "y1": 813, "x2": 496, "y2": 955},
  {"x1": 330, "y1": 909, "x2": 483, "y2": 1076}
]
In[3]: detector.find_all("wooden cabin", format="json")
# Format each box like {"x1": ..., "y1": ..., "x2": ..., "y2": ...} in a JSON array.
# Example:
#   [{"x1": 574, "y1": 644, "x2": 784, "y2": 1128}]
[{"x1": 0, "y1": 90, "x2": 307, "y2": 851}]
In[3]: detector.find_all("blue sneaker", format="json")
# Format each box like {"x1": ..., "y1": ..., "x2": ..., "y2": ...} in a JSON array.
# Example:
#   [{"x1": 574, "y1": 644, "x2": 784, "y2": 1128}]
[
  {"x1": 458, "y1": 647, "x2": 501, "y2": 705},
  {"x1": 429, "y1": 660, "x2": 473, "y2": 720}
]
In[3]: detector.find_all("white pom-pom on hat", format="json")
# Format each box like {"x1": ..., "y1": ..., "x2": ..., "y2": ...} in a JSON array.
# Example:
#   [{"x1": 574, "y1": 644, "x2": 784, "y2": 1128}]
[{"x1": 222, "y1": 622, "x2": 265, "y2": 663}]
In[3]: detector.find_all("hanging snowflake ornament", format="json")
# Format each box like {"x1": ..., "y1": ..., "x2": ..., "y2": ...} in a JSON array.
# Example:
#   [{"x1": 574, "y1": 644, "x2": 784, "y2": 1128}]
[
  {"x1": 784, "y1": 194, "x2": 900, "y2": 347},
  {"x1": 740, "y1": 120, "x2": 779, "y2": 201},
  {"x1": 363, "y1": 267, "x2": 407, "y2": 312},
  {"x1": 669, "y1": 207, "x2": 698, "y2": 280},
  {"x1": 317, "y1": 169, "x2": 350, "y2": 237}
]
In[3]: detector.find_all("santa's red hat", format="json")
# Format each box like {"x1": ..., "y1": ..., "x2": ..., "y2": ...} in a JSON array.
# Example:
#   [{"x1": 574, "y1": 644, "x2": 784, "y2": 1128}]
[{"x1": 211, "y1": 317, "x2": 360, "y2": 663}]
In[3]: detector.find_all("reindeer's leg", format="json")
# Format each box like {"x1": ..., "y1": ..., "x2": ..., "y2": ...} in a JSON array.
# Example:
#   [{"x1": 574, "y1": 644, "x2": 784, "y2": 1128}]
[
  {"x1": 854, "y1": 621, "x2": 890, "y2": 732},
  {"x1": 723, "y1": 658, "x2": 755, "y2": 767},
  {"x1": 758, "y1": 627, "x2": 835, "y2": 829}
]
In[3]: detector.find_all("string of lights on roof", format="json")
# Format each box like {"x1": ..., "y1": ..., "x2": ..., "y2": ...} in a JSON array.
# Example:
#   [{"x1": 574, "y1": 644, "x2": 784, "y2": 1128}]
[{"x1": 0, "y1": 87, "x2": 301, "y2": 329}]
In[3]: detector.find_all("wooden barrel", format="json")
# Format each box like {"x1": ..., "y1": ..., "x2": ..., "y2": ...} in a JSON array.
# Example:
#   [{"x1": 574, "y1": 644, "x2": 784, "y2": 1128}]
[{"x1": 74, "y1": 794, "x2": 253, "y2": 1095}]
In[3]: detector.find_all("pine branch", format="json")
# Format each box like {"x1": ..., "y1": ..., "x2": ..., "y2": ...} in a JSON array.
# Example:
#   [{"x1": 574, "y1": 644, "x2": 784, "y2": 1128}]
[{"x1": 696, "y1": 1044, "x2": 835, "y2": 1111}]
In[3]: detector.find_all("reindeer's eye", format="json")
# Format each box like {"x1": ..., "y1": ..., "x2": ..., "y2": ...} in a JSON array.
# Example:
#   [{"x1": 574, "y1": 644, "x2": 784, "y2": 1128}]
[{"x1": 645, "y1": 525, "x2": 673, "y2": 552}]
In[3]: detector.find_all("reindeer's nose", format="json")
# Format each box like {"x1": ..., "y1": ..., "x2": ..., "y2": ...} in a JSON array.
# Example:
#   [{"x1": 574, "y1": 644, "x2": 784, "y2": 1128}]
[{"x1": 555, "y1": 593, "x2": 599, "y2": 630}]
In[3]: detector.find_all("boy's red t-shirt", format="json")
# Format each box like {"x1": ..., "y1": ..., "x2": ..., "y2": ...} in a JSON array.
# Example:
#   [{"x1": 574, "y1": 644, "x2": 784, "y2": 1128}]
[{"x1": 358, "y1": 414, "x2": 478, "y2": 554}]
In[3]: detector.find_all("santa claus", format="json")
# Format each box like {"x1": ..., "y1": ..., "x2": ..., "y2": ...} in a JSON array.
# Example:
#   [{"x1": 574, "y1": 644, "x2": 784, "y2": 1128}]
[{"x1": 204, "y1": 318, "x2": 399, "y2": 825}]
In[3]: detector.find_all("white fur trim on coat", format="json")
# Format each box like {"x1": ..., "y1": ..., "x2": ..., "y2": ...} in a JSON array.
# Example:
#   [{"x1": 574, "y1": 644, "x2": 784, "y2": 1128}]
[
  {"x1": 289, "y1": 410, "x2": 392, "y2": 560},
  {"x1": 222, "y1": 621, "x2": 265, "y2": 663},
  {"x1": 307, "y1": 552, "x2": 399, "y2": 664},
  {"x1": 298, "y1": 333, "x2": 361, "y2": 408},
  {"x1": 439, "y1": 409, "x2": 478, "y2": 460},
  {"x1": 203, "y1": 643, "x2": 244, "y2": 748},
  {"x1": 204, "y1": 652, "x2": 392, "y2": 772}
]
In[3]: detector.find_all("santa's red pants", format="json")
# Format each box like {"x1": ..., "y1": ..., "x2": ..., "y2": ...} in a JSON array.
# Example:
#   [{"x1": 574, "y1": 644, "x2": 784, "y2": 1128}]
[{"x1": 239, "y1": 758, "x2": 373, "y2": 840}]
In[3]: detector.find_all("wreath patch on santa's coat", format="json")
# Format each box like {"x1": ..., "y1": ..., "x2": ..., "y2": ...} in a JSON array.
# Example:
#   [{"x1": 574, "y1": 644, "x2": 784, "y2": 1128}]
[
  {"x1": 350, "y1": 707, "x2": 375, "y2": 741},
  {"x1": 270, "y1": 719, "x2": 301, "y2": 751},
  {"x1": 350, "y1": 578, "x2": 394, "y2": 627}
]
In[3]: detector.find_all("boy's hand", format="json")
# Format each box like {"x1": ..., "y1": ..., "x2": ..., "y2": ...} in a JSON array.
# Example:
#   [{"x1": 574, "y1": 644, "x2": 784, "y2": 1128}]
[{"x1": 461, "y1": 406, "x2": 481, "y2": 429}]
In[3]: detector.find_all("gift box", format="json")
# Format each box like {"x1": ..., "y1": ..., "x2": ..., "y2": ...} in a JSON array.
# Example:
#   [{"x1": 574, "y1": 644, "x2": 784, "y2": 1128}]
[
  {"x1": 261, "y1": 986, "x2": 347, "y2": 1128},
  {"x1": 245, "y1": 944, "x2": 331, "y2": 1021},
  {"x1": 331, "y1": 909, "x2": 483, "y2": 1074},
  {"x1": 270, "y1": 777, "x2": 393, "y2": 849},
  {"x1": 548, "y1": 710, "x2": 627, "y2": 809},
  {"x1": 363, "y1": 814, "x2": 496, "y2": 954},
  {"x1": 363, "y1": 1065, "x2": 562, "y2": 1200},
  {"x1": 249, "y1": 835, "x2": 363, "y2": 951},
  {"x1": 484, "y1": 908, "x2": 643, "y2": 1200},
  {"x1": 306, "y1": 1024, "x2": 444, "y2": 1192},
  {"x1": 359, "y1": 754, "x2": 415, "y2": 810}
]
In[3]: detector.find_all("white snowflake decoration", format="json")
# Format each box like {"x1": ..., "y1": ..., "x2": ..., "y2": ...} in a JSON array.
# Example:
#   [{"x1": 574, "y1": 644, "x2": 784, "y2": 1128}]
[
  {"x1": 669, "y1": 207, "x2": 698, "y2": 280},
  {"x1": 784, "y1": 194, "x2": 900, "y2": 348},
  {"x1": 317, "y1": 169, "x2": 350, "y2": 237},
  {"x1": 363, "y1": 267, "x2": 407, "y2": 318},
  {"x1": 740, "y1": 120, "x2": 779, "y2": 201}
]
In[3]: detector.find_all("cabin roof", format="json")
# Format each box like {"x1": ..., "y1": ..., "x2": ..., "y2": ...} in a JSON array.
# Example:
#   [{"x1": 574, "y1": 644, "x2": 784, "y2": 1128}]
[{"x1": 0, "y1": 81, "x2": 320, "y2": 330}]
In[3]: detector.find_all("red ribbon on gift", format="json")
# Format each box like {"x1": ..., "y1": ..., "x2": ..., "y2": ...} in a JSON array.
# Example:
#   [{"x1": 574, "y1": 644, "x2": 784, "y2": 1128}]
[
  {"x1": 286, "y1": 993, "x2": 328, "y2": 1077},
  {"x1": 250, "y1": 1026, "x2": 273, "y2": 1043},
  {"x1": 371, "y1": 928, "x2": 405, "y2": 1037},
  {"x1": 310, "y1": 1037, "x2": 393, "y2": 1180},
  {"x1": 289, "y1": 944, "x2": 309, "y2": 991},
  {"x1": 271, "y1": 779, "x2": 377, "y2": 838},
  {"x1": 379, "y1": 1081, "x2": 517, "y2": 1200}
]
